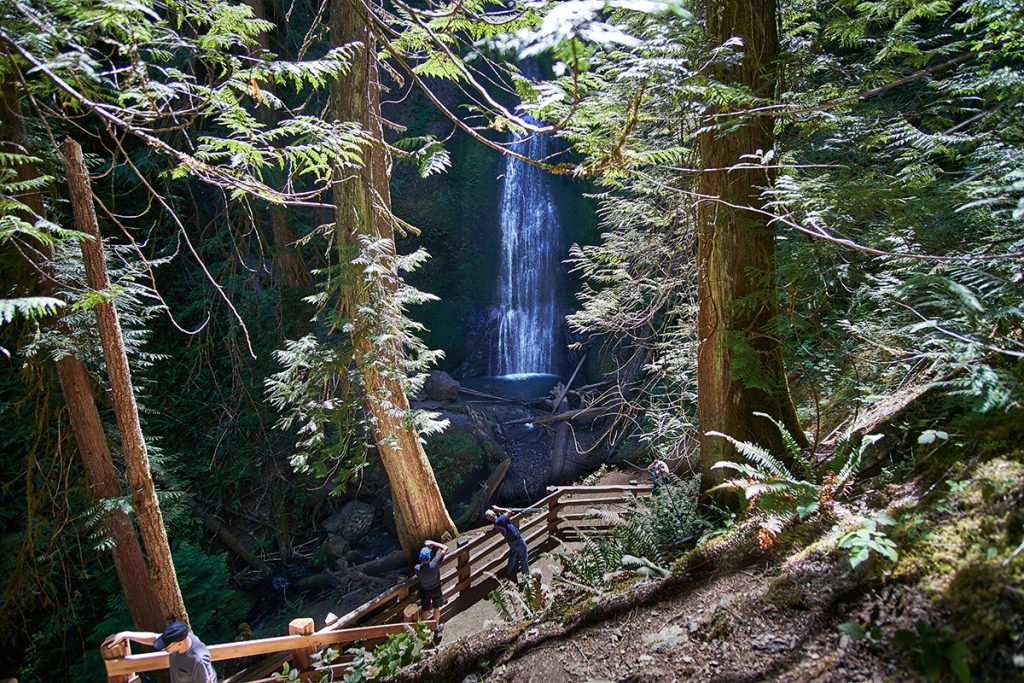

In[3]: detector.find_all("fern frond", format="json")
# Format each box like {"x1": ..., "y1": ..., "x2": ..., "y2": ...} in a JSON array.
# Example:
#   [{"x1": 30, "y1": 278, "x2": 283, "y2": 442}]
[{"x1": 706, "y1": 430, "x2": 793, "y2": 479}]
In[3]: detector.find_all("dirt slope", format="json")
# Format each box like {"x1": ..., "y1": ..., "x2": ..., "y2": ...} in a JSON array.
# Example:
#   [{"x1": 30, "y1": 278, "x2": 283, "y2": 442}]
[{"x1": 397, "y1": 451, "x2": 1024, "y2": 683}]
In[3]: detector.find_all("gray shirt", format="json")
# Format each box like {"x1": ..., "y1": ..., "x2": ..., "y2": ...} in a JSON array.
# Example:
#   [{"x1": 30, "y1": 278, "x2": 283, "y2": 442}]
[
  {"x1": 169, "y1": 635, "x2": 216, "y2": 683},
  {"x1": 415, "y1": 551, "x2": 446, "y2": 591}
]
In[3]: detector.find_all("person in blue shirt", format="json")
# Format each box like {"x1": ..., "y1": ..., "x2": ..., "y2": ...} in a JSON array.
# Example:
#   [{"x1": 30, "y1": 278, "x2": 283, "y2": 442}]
[{"x1": 485, "y1": 505, "x2": 529, "y2": 583}]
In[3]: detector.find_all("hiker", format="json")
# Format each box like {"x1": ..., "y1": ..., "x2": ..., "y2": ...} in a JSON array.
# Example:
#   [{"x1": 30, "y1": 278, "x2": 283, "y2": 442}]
[
  {"x1": 648, "y1": 459, "x2": 670, "y2": 494},
  {"x1": 485, "y1": 505, "x2": 529, "y2": 582},
  {"x1": 103, "y1": 621, "x2": 216, "y2": 683},
  {"x1": 414, "y1": 539, "x2": 448, "y2": 628}
]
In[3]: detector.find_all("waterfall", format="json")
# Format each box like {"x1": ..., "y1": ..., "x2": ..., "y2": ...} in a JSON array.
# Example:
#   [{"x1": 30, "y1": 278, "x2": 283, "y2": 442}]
[{"x1": 492, "y1": 126, "x2": 562, "y2": 376}]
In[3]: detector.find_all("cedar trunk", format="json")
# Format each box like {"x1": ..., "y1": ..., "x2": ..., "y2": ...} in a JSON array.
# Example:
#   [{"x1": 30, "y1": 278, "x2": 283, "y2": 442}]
[
  {"x1": 60, "y1": 138, "x2": 188, "y2": 624},
  {"x1": 329, "y1": 0, "x2": 455, "y2": 557},
  {"x1": 696, "y1": 0, "x2": 805, "y2": 489},
  {"x1": 55, "y1": 358, "x2": 168, "y2": 631},
  {"x1": 246, "y1": 0, "x2": 310, "y2": 290},
  {"x1": 0, "y1": 91, "x2": 164, "y2": 632}
]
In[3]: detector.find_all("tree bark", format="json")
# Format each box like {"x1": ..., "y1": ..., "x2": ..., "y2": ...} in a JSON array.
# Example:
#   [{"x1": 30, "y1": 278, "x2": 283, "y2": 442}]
[
  {"x1": 246, "y1": 0, "x2": 311, "y2": 290},
  {"x1": 270, "y1": 208, "x2": 309, "y2": 288},
  {"x1": 329, "y1": 0, "x2": 456, "y2": 559},
  {"x1": 696, "y1": 0, "x2": 805, "y2": 489},
  {"x1": 0, "y1": 91, "x2": 166, "y2": 632},
  {"x1": 55, "y1": 358, "x2": 169, "y2": 631},
  {"x1": 60, "y1": 137, "x2": 188, "y2": 625}
]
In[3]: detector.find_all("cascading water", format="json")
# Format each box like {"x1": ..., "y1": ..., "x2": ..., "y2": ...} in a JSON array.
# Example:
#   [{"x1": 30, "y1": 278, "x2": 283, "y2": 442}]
[{"x1": 491, "y1": 125, "x2": 562, "y2": 377}]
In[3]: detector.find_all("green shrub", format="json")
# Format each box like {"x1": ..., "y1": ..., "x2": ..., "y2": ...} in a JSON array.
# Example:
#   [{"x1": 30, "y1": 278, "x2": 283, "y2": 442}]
[
  {"x1": 423, "y1": 431, "x2": 484, "y2": 499},
  {"x1": 343, "y1": 622, "x2": 433, "y2": 682}
]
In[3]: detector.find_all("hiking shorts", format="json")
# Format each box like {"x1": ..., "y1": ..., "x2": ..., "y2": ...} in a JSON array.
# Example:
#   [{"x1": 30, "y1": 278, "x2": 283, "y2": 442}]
[{"x1": 419, "y1": 585, "x2": 443, "y2": 611}]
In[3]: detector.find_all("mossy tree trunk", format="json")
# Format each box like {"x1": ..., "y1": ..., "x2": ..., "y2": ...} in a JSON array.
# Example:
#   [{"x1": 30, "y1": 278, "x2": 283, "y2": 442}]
[
  {"x1": 329, "y1": 0, "x2": 455, "y2": 557},
  {"x1": 696, "y1": 0, "x2": 806, "y2": 489},
  {"x1": 60, "y1": 137, "x2": 189, "y2": 625}
]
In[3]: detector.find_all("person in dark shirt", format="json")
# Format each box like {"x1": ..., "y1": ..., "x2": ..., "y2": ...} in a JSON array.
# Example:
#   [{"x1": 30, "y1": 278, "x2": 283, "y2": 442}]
[
  {"x1": 647, "y1": 459, "x2": 671, "y2": 494},
  {"x1": 103, "y1": 621, "x2": 216, "y2": 683},
  {"x1": 414, "y1": 539, "x2": 448, "y2": 627},
  {"x1": 485, "y1": 505, "x2": 529, "y2": 583}
]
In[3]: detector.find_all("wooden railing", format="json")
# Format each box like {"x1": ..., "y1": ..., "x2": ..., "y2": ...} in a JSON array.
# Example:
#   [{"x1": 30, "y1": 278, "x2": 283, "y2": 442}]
[{"x1": 102, "y1": 484, "x2": 651, "y2": 682}]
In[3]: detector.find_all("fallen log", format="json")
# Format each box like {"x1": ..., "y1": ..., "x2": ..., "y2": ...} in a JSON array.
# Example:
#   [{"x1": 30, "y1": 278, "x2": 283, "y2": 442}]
[
  {"x1": 458, "y1": 387, "x2": 526, "y2": 403},
  {"x1": 550, "y1": 353, "x2": 587, "y2": 414},
  {"x1": 549, "y1": 422, "x2": 571, "y2": 485},
  {"x1": 455, "y1": 458, "x2": 512, "y2": 530},
  {"x1": 190, "y1": 503, "x2": 273, "y2": 577},
  {"x1": 353, "y1": 550, "x2": 408, "y2": 577},
  {"x1": 291, "y1": 568, "x2": 393, "y2": 593},
  {"x1": 502, "y1": 404, "x2": 620, "y2": 427}
]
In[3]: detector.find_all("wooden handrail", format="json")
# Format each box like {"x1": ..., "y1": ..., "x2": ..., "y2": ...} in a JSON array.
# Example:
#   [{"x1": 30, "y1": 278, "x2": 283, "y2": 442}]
[
  {"x1": 106, "y1": 484, "x2": 653, "y2": 682},
  {"x1": 103, "y1": 622, "x2": 425, "y2": 677}
]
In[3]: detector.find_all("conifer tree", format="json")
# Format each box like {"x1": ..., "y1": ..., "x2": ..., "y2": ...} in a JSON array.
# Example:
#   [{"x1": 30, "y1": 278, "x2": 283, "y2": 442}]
[
  {"x1": 329, "y1": 0, "x2": 455, "y2": 556},
  {"x1": 696, "y1": 0, "x2": 806, "y2": 487}
]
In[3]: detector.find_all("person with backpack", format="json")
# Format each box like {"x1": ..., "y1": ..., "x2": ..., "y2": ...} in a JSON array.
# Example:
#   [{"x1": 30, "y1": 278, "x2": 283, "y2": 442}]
[{"x1": 485, "y1": 505, "x2": 529, "y2": 583}]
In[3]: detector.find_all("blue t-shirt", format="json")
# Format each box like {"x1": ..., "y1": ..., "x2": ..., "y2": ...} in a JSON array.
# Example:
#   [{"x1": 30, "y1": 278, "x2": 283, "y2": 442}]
[{"x1": 495, "y1": 514, "x2": 523, "y2": 546}]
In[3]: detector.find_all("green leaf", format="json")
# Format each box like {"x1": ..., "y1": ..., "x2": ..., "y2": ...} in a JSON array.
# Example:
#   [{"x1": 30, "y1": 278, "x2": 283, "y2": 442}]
[
  {"x1": 837, "y1": 621, "x2": 867, "y2": 641},
  {"x1": 0, "y1": 297, "x2": 65, "y2": 324},
  {"x1": 948, "y1": 642, "x2": 971, "y2": 682},
  {"x1": 918, "y1": 429, "x2": 949, "y2": 445}
]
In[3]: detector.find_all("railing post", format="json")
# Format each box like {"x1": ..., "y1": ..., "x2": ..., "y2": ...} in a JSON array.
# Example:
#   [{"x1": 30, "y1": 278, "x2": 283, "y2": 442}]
[
  {"x1": 546, "y1": 490, "x2": 563, "y2": 541},
  {"x1": 456, "y1": 544, "x2": 471, "y2": 595},
  {"x1": 288, "y1": 618, "x2": 315, "y2": 675},
  {"x1": 101, "y1": 639, "x2": 133, "y2": 683}
]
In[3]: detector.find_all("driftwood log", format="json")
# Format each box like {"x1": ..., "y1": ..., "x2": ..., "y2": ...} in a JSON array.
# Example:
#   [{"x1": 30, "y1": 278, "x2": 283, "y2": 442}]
[{"x1": 354, "y1": 550, "x2": 408, "y2": 576}]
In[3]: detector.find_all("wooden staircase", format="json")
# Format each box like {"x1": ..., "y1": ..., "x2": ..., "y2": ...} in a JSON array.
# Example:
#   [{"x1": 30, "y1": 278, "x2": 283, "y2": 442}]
[{"x1": 101, "y1": 484, "x2": 652, "y2": 682}]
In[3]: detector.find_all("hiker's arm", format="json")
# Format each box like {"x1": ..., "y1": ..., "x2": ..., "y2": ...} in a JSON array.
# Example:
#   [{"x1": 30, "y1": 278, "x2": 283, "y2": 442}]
[
  {"x1": 492, "y1": 505, "x2": 511, "y2": 515},
  {"x1": 425, "y1": 540, "x2": 448, "y2": 552},
  {"x1": 103, "y1": 631, "x2": 159, "y2": 650}
]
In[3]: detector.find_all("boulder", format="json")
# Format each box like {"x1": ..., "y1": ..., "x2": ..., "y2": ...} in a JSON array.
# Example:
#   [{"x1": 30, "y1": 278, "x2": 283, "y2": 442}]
[
  {"x1": 322, "y1": 500, "x2": 375, "y2": 541},
  {"x1": 422, "y1": 371, "x2": 461, "y2": 401},
  {"x1": 324, "y1": 534, "x2": 350, "y2": 559}
]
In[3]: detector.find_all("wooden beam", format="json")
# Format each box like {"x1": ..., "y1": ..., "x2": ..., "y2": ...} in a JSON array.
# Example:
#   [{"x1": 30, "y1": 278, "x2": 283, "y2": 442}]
[
  {"x1": 105, "y1": 623, "x2": 417, "y2": 677},
  {"x1": 555, "y1": 496, "x2": 636, "y2": 508},
  {"x1": 102, "y1": 638, "x2": 132, "y2": 683}
]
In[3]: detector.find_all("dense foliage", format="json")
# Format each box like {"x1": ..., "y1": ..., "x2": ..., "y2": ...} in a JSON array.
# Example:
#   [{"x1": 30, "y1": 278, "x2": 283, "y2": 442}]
[{"x1": 0, "y1": 0, "x2": 1021, "y2": 679}]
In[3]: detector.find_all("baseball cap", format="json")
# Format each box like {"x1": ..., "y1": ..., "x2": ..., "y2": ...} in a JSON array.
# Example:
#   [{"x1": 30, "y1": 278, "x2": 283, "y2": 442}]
[
  {"x1": 419, "y1": 547, "x2": 431, "y2": 562},
  {"x1": 153, "y1": 621, "x2": 189, "y2": 650}
]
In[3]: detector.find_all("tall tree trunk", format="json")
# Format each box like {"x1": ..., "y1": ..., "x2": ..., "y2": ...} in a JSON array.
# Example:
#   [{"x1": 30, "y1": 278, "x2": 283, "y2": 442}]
[
  {"x1": 246, "y1": 0, "x2": 310, "y2": 290},
  {"x1": 0, "y1": 91, "x2": 164, "y2": 632},
  {"x1": 270, "y1": 208, "x2": 309, "y2": 288},
  {"x1": 696, "y1": 0, "x2": 805, "y2": 489},
  {"x1": 60, "y1": 137, "x2": 189, "y2": 625},
  {"x1": 55, "y1": 358, "x2": 168, "y2": 631},
  {"x1": 329, "y1": 0, "x2": 455, "y2": 557}
]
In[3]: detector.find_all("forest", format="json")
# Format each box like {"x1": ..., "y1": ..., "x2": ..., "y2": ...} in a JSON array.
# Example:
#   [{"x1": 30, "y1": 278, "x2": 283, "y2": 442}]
[{"x1": 1, "y1": 0, "x2": 1022, "y2": 680}]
